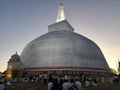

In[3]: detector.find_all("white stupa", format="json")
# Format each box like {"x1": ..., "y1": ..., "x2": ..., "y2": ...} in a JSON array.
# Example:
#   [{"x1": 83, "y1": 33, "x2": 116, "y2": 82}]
[{"x1": 21, "y1": 3, "x2": 110, "y2": 77}]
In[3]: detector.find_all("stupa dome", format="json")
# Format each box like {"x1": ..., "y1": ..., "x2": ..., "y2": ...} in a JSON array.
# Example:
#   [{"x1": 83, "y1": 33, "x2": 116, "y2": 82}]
[
  {"x1": 21, "y1": 29, "x2": 109, "y2": 72},
  {"x1": 21, "y1": 4, "x2": 109, "y2": 72}
]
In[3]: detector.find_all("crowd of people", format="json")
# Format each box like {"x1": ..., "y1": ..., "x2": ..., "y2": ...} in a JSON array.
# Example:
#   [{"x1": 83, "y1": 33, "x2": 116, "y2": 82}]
[
  {"x1": 48, "y1": 77, "x2": 82, "y2": 90},
  {"x1": 0, "y1": 73, "x2": 120, "y2": 90},
  {"x1": 0, "y1": 74, "x2": 82, "y2": 90}
]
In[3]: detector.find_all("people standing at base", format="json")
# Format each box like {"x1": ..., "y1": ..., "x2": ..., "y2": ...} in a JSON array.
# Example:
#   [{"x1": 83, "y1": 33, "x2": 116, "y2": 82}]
[
  {"x1": 68, "y1": 79, "x2": 74, "y2": 90},
  {"x1": 85, "y1": 79, "x2": 91, "y2": 87},
  {"x1": 48, "y1": 79, "x2": 53, "y2": 90},
  {"x1": 6, "y1": 79, "x2": 12, "y2": 85},
  {"x1": 59, "y1": 79, "x2": 64, "y2": 90},
  {"x1": 75, "y1": 79, "x2": 82, "y2": 90},
  {"x1": 0, "y1": 81, "x2": 4, "y2": 90},
  {"x1": 52, "y1": 78, "x2": 60, "y2": 90},
  {"x1": 91, "y1": 79, "x2": 97, "y2": 87},
  {"x1": 62, "y1": 79, "x2": 69, "y2": 90}
]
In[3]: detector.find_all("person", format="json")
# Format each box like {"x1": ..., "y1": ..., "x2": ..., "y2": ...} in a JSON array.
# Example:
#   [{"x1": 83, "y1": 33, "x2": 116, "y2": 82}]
[
  {"x1": 48, "y1": 79, "x2": 53, "y2": 90},
  {"x1": 53, "y1": 78, "x2": 60, "y2": 90},
  {"x1": 59, "y1": 79, "x2": 63, "y2": 90},
  {"x1": 68, "y1": 79, "x2": 74, "y2": 90},
  {"x1": 62, "y1": 79, "x2": 69, "y2": 90},
  {"x1": 75, "y1": 79, "x2": 82, "y2": 90},
  {"x1": 85, "y1": 79, "x2": 91, "y2": 87},
  {"x1": 6, "y1": 80, "x2": 12, "y2": 85},
  {"x1": 0, "y1": 81, "x2": 4, "y2": 90},
  {"x1": 91, "y1": 79, "x2": 97, "y2": 86}
]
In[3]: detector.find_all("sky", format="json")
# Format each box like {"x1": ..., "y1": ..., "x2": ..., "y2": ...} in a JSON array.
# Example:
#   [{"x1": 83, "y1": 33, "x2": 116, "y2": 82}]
[{"x1": 0, "y1": 0, "x2": 120, "y2": 72}]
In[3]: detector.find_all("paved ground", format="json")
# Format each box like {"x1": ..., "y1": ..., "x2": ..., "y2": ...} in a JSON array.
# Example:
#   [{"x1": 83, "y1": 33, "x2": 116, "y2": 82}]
[{"x1": 4, "y1": 82, "x2": 120, "y2": 90}]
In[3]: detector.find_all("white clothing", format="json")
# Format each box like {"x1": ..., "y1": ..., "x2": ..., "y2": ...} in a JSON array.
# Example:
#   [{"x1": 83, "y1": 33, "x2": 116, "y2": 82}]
[
  {"x1": 85, "y1": 80, "x2": 91, "y2": 87},
  {"x1": 7, "y1": 81, "x2": 12, "y2": 85},
  {"x1": 0, "y1": 84, "x2": 4, "y2": 90},
  {"x1": 75, "y1": 81, "x2": 82, "y2": 90},
  {"x1": 68, "y1": 82, "x2": 74, "y2": 89},
  {"x1": 91, "y1": 81, "x2": 97, "y2": 86},
  {"x1": 62, "y1": 82, "x2": 69, "y2": 90},
  {"x1": 48, "y1": 82, "x2": 53, "y2": 90}
]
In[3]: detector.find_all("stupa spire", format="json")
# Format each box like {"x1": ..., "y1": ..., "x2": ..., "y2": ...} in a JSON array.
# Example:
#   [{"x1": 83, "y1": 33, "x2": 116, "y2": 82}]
[
  {"x1": 48, "y1": 3, "x2": 74, "y2": 32},
  {"x1": 56, "y1": 3, "x2": 66, "y2": 22}
]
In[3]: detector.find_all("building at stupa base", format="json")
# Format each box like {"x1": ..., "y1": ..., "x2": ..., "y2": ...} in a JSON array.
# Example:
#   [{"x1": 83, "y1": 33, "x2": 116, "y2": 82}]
[
  {"x1": 5, "y1": 52, "x2": 24, "y2": 78},
  {"x1": 20, "y1": 3, "x2": 111, "y2": 79}
]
